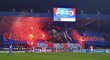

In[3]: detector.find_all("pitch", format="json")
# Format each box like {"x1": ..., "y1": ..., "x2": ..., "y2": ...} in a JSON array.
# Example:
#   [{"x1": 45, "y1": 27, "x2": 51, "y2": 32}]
[{"x1": 0, "y1": 52, "x2": 110, "y2": 60}]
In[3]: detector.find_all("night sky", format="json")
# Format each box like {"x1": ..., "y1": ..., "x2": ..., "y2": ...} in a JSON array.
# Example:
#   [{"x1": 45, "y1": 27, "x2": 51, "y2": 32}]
[{"x1": 0, "y1": 0, "x2": 110, "y2": 14}]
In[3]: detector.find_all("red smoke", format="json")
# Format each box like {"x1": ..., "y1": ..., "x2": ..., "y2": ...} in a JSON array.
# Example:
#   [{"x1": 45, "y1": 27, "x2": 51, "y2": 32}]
[
  {"x1": 12, "y1": 17, "x2": 49, "y2": 41},
  {"x1": 72, "y1": 29, "x2": 84, "y2": 48}
]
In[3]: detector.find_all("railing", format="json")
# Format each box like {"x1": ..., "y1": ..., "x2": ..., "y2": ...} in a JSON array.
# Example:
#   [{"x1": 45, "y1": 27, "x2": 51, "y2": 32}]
[{"x1": 0, "y1": 48, "x2": 110, "y2": 53}]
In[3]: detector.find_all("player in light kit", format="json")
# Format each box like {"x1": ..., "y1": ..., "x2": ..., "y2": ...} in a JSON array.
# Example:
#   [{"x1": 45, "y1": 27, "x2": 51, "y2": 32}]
[
  {"x1": 7, "y1": 44, "x2": 13, "y2": 56},
  {"x1": 90, "y1": 45, "x2": 93, "y2": 53}
]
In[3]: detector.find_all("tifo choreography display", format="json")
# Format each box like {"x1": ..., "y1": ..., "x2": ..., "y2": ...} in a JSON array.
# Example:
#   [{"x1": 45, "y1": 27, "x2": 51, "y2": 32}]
[{"x1": 0, "y1": 0, "x2": 110, "y2": 60}]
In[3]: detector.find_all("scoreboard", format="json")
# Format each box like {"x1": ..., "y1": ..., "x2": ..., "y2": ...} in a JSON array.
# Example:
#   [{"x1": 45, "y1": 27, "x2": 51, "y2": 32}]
[{"x1": 53, "y1": 8, "x2": 76, "y2": 22}]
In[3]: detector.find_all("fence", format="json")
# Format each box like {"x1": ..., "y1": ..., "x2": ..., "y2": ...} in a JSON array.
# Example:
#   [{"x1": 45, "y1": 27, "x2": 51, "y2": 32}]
[{"x1": 0, "y1": 48, "x2": 110, "y2": 53}]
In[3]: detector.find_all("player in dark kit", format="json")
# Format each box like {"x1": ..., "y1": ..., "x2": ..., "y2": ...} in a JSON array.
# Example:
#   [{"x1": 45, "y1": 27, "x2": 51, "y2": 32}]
[{"x1": 7, "y1": 44, "x2": 13, "y2": 56}]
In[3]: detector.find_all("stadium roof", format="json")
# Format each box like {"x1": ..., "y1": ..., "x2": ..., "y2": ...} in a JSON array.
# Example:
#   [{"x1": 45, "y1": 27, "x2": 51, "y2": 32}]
[{"x1": 0, "y1": 0, "x2": 110, "y2": 14}]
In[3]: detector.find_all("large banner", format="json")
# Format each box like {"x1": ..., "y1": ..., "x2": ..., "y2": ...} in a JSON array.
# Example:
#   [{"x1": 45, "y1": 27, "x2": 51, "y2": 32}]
[
  {"x1": 53, "y1": 8, "x2": 76, "y2": 22},
  {"x1": 37, "y1": 42, "x2": 81, "y2": 49}
]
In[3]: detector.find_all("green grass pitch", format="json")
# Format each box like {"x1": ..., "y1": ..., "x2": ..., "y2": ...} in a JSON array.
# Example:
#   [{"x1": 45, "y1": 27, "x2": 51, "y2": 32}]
[{"x1": 0, "y1": 52, "x2": 110, "y2": 60}]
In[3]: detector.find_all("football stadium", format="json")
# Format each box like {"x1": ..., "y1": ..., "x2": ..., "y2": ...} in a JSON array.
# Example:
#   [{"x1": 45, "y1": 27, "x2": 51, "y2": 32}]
[{"x1": 0, "y1": 0, "x2": 110, "y2": 60}]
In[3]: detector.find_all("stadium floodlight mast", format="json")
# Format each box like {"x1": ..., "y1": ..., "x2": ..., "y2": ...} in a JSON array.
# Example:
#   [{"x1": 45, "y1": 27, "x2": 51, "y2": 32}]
[
  {"x1": 12, "y1": 8, "x2": 16, "y2": 12},
  {"x1": 30, "y1": 9, "x2": 33, "y2": 13},
  {"x1": 97, "y1": 10, "x2": 101, "y2": 15},
  {"x1": 81, "y1": 10, "x2": 84, "y2": 14},
  {"x1": 48, "y1": 9, "x2": 50, "y2": 13}
]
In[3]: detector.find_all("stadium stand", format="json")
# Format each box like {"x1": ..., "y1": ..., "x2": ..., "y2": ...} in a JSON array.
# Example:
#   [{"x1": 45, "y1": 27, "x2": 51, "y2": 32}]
[{"x1": 0, "y1": 11, "x2": 110, "y2": 52}]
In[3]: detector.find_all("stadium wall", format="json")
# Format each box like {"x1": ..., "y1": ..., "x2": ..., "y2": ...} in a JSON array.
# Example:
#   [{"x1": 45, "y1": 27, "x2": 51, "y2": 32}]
[{"x1": 0, "y1": 12, "x2": 110, "y2": 20}]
